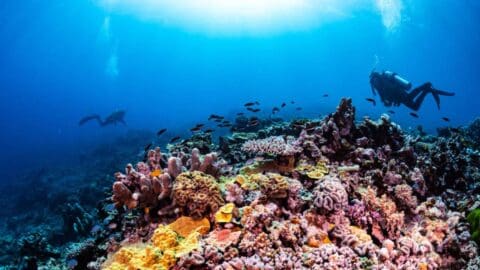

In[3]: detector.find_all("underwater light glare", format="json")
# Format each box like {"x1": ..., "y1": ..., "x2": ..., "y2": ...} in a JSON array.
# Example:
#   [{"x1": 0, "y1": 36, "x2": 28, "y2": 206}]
[{"x1": 98, "y1": 0, "x2": 372, "y2": 35}]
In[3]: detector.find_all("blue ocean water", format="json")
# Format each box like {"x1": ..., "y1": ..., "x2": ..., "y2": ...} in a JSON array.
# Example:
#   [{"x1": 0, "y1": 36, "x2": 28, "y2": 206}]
[{"x1": 0, "y1": 0, "x2": 479, "y2": 181}]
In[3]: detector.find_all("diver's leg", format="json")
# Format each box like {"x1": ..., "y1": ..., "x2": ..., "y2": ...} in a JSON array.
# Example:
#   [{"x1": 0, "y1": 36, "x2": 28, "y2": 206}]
[{"x1": 405, "y1": 89, "x2": 430, "y2": 111}]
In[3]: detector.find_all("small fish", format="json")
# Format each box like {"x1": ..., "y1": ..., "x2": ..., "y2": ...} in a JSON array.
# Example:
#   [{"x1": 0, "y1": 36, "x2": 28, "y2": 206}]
[
  {"x1": 156, "y1": 128, "x2": 167, "y2": 136},
  {"x1": 222, "y1": 120, "x2": 230, "y2": 124},
  {"x1": 322, "y1": 94, "x2": 329, "y2": 97},
  {"x1": 296, "y1": 107, "x2": 302, "y2": 111},
  {"x1": 144, "y1": 143, "x2": 153, "y2": 152},
  {"x1": 365, "y1": 98, "x2": 376, "y2": 106},
  {"x1": 248, "y1": 120, "x2": 260, "y2": 126},
  {"x1": 204, "y1": 129, "x2": 215, "y2": 133},
  {"x1": 194, "y1": 123, "x2": 205, "y2": 128},
  {"x1": 169, "y1": 136, "x2": 181, "y2": 143},
  {"x1": 208, "y1": 114, "x2": 223, "y2": 120},
  {"x1": 237, "y1": 112, "x2": 244, "y2": 116},
  {"x1": 214, "y1": 119, "x2": 223, "y2": 122},
  {"x1": 281, "y1": 102, "x2": 286, "y2": 108},
  {"x1": 290, "y1": 101, "x2": 295, "y2": 104},
  {"x1": 409, "y1": 112, "x2": 419, "y2": 118},
  {"x1": 387, "y1": 110, "x2": 395, "y2": 114},
  {"x1": 251, "y1": 108, "x2": 260, "y2": 113},
  {"x1": 223, "y1": 124, "x2": 232, "y2": 127},
  {"x1": 244, "y1": 101, "x2": 259, "y2": 107},
  {"x1": 190, "y1": 126, "x2": 202, "y2": 132},
  {"x1": 441, "y1": 117, "x2": 450, "y2": 122},
  {"x1": 272, "y1": 107, "x2": 280, "y2": 114}
]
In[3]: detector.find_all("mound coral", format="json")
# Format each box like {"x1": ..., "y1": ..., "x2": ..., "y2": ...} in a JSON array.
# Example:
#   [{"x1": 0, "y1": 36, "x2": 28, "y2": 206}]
[
  {"x1": 313, "y1": 176, "x2": 348, "y2": 213},
  {"x1": 172, "y1": 171, "x2": 224, "y2": 219}
]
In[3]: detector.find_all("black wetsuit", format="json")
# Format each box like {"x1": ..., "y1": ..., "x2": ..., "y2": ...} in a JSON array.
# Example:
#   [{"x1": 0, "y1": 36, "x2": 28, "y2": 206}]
[{"x1": 370, "y1": 71, "x2": 454, "y2": 111}]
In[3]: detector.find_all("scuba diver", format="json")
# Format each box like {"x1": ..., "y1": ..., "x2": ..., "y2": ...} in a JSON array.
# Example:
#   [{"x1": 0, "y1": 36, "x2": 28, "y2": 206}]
[
  {"x1": 79, "y1": 110, "x2": 126, "y2": 126},
  {"x1": 369, "y1": 71, "x2": 455, "y2": 111}
]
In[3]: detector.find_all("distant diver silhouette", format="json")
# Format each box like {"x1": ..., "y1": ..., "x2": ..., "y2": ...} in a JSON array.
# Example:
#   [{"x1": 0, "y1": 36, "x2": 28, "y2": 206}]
[
  {"x1": 79, "y1": 110, "x2": 126, "y2": 126},
  {"x1": 369, "y1": 71, "x2": 455, "y2": 111}
]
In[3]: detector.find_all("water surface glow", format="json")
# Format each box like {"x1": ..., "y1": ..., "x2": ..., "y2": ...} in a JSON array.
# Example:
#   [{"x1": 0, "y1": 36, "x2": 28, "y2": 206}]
[{"x1": 98, "y1": 0, "x2": 403, "y2": 35}]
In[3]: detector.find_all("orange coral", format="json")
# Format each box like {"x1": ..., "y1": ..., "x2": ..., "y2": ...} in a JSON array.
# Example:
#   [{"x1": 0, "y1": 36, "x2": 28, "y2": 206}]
[{"x1": 168, "y1": 216, "x2": 210, "y2": 238}]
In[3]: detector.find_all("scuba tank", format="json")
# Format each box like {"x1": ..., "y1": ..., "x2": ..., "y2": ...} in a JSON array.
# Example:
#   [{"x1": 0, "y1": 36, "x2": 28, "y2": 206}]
[{"x1": 384, "y1": 71, "x2": 412, "y2": 90}]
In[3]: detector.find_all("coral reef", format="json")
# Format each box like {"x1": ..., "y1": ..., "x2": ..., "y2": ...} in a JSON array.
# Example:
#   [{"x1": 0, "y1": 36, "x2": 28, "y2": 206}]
[{"x1": 4, "y1": 99, "x2": 480, "y2": 269}]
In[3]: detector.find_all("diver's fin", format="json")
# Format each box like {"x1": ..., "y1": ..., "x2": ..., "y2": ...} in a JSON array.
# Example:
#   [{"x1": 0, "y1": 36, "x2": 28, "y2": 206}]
[
  {"x1": 79, "y1": 114, "x2": 101, "y2": 126},
  {"x1": 433, "y1": 89, "x2": 455, "y2": 96}
]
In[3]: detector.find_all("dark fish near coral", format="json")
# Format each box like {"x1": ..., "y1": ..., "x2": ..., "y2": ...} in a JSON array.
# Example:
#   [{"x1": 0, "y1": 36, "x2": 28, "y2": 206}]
[
  {"x1": 244, "y1": 101, "x2": 260, "y2": 107},
  {"x1": 281, "y1": 102, "x2": 286, "y2": 108},
  {"x1": 322, "y1": 94, "x2": 329, "y2": 97},
  {"x1": 144, "y1": 143, "x2": 153, "y2": 152},
  {"x1": 296, "y1": 107, "x2": 302, "y2": 111},
  {"x1": 442, "y1": 117, "x2": 450, "y2": 122},
  {"x1": 214, "y1": 119, "x2": 223, "y2": 122},
  {"x1": 366, "y1": 98, "x2": 376, "y2": 106},
  {"x1": 247, "y1": 108, "x2": 261, "y2": 113},
  {"x1": 208, "y1": 114, "x2": 224, "y2": 120},
  {"x1": 169, "y1": 136, "x2": 181, "y2": 143},
  {"x1": 237, "y1": 112, "x2": 244, "y2": 116},
  {"x1": 222, "y1": 120, "x2": 230, "y2": 124},
  {"x1": 194, "y1": 123, "x2": 205, "y2": 128},
  {"x1": 272, "y1": 107, "x2": 280, "y2": 114},
  {"x1": 410, "y1": 112, "x2": 419, "y2": 118},
  {"x1": 387, "y1": 110, "x2": 395, "y2": 114},
  {"x1": 248, "y1": 120, "x2": 260, "y2": 126},
  {"x1": 190, "y1": 126, "x2": 202, "y2": 132},
  {"x1": 156, "y1": 128, "x2": 167, "y2": 136},
  {"x1": 204, "y1": 129, "x2": 215, "y2": 133}
]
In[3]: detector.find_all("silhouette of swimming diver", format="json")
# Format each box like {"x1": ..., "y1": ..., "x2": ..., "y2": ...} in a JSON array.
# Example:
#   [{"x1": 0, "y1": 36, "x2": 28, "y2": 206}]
[
  {"x1": 79, "y1": 110, "x2": 126, "y2": 126},
  {"x1": 369, "y1": 71, "x2": 455, "y2": 111}
]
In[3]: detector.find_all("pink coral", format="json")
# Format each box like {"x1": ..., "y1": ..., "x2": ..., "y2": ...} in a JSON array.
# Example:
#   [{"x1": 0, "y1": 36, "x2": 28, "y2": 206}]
[
  {"x1": 241, "y1": 136, "x2": 302, "y2": 156},
  {"x1": 313, "y1": 176, "x2": 348, "y2": 213}
]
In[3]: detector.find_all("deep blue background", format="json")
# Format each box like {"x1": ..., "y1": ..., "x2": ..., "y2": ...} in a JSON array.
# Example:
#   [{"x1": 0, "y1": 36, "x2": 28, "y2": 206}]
[{"x1": 0, "y1": 1, "x2": 479, "y2": 181}]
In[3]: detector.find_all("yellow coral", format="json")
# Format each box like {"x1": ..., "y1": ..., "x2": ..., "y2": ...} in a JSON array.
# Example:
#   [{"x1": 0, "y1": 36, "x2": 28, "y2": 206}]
[
  {"x1": 103, "y1": 220, "x2": 202, "y2": 270},
  {"x1": 306, "y1": 161, "x2": 329, "y2": 180},
  {"x1": 168, "y1": 216, "x2": 210, "y2": 238},
  {"x1": 151, "y1": 225, "x2": 178, "y2": 250},
  {"x1": 350, "y1": 226, "x2": 372, "y2": 245},
  {"x1": 215, "y1": 203, "x2": 235, "y2": 223},
  {"x1": 175, "y1": 231, "x2": 200, "y2": 256}
]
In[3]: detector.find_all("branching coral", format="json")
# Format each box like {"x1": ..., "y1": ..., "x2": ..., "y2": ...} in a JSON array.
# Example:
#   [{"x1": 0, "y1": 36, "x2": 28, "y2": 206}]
[{"x1": 241, "y1": 136, "x2": 302, "y2": 156}]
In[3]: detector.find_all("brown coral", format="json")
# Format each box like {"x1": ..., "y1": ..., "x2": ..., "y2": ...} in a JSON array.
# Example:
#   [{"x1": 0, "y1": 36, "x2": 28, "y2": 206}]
[
  {"x1": 257, "y1": 173, "x2": 290, "y2": 199},
  {"x1": 173, "y1": 171, "x2": 224, "y2": 219}
]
